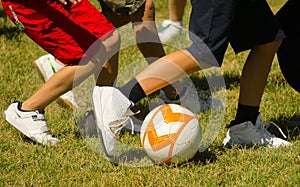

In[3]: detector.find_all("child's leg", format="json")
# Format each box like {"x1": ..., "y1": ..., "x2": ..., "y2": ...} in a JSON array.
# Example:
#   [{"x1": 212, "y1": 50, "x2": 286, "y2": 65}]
[
  {"x1": 239, "y1": 40, "x2": 282, "y2": 106},
  {"x1": 22, "y1": 64, "x2": 90, "y2": 110},
  {"x1": 132, "y1": 50, "x2": 202, "y2": 96},
  {"x1": 231, "y1": 40, "x2": 282, "y2": 125},
  {"x1": 95, "y1": 3, "x2": 131, "y2": 86},
  {"x1": 22, "y1": 30, "x2": 120, "y2": 110},
  {"x1": 225, "y1": 0, "x2": 286, "y2": 126},
  {"x1": 131, "y1": 0, "x2": 180, "y2": 98},
  {"x1": 131, "y1": 0, "x2": 165, "y2": 63},
  {"x1": 95, "y1": 54, "x2": 119, "y2": 86},
  {"x1": 168, "y1": 0, "x2": 186, "y2": 22},
  {"x1": 95, "y1": 29, "x2": 121, "y2": 86}
]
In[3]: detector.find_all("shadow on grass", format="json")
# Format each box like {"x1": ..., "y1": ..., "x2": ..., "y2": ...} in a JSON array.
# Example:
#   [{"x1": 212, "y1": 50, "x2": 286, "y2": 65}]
[
  {"x1": 113, "y1": 147, "x2": 220, "y2": 167},
  {"x1": 0, "y1": 25, "x2": 21, "y2": 39},
  {"x1": 0, "y1": 9, "x2": 6, "y2": 18},
  {"x1": 133, "y1": 73, "x2": 239, "y2": 120},
  {"x1": 113, "y1": 148, "x2": 153, "y2": 166},
  {"x1": 0, "y1": 10, "x2": 21, "y2": 39},
  {"x1": 188, "y1": 148, "x2": 219, "y2": 166},
  {"x1": 269, "y1": 115, "x2": 300, "y2": 141},
  {"x1": 190, "y1": 72, "x2": 241, "y2": 91}
]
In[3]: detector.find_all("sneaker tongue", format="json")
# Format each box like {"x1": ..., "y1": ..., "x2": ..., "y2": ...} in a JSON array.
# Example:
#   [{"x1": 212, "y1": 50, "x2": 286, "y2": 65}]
[{"x1": 255, "y1": 113, "x2": 262, "y2": 125}]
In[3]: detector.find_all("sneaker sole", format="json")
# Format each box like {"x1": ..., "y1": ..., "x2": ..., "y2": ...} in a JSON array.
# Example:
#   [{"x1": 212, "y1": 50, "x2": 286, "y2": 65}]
[
  {"x1": 33, "y1": 59, "x2": 76, "y2": 110},
  {"x1": 96, "y1": 126, "x2": 114, "y2": 160},
  {"x1": 3, "y1": 109, "x2": 60, "y2": 145}
]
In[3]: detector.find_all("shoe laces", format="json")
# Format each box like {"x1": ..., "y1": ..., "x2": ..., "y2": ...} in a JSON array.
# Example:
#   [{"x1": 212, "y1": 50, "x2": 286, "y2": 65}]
[
  {"x1": 108, "y1": 104, "x2": 139, "y2": 135},
  {"x1": 108, "y1": 116, "x2": 135, "y2": 135},
  {"x1": 256, "y1": 121, "x2": 288, "y2": 139}
]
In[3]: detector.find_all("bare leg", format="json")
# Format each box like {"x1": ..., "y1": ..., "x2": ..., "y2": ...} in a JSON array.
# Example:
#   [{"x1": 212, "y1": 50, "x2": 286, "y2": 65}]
[
  {"x1": 131, "y1": 0, "x2": 179, "y2": 98},
  {"x1": 168, "y1": 0, "x2": 186, "y2": 22},
  {"x1": 95, "y1": 7, "x2": 130, "y2": 86},
  {"x1": 22, "y1": 30, "x2": 120, "y2": 110},
  {"x1": 22, "y1": 61, "x2": 97, "y2": 110},
  {"x1": 96, "y1": 53, "x2": 119, "y2": 86},
  {"x1": 131, "y1": 0, "x2": 165, "y2": 61},
  {"x1": 136, "y1": 50, "x2": 204, "y2": 95},
  {"x1": 239, "y1": 40, "x2": 282, "y2": 106}
]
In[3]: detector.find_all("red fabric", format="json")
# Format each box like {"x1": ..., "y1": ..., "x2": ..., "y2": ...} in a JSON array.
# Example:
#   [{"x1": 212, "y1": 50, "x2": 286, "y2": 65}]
[{"x1": 1, "y1": 0, "x2": 115, "y2": 65}]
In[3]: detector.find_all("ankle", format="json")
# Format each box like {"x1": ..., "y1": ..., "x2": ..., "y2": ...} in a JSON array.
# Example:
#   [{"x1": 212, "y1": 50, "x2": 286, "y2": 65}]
[
  {"x1": 21, "y1": 101, "x2": 40, "y2": 111},
  {"x1": 168, "y1": 20, "x2": 183, "y2": 26}
]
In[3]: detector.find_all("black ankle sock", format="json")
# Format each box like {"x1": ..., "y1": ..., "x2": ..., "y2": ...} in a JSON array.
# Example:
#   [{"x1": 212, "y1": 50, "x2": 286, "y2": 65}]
[
  {"x1": 119, "y1": 78, "x2": 146, "y2": 104},
  {"x1": 231, "y1": 104, "x2": 259, "y2": 126}
]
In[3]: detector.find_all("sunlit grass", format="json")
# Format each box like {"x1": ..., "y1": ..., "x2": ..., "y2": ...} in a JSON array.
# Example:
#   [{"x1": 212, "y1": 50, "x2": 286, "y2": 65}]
[{"x1": 1, "y1": 0, "x2": 299, "y2": 186}]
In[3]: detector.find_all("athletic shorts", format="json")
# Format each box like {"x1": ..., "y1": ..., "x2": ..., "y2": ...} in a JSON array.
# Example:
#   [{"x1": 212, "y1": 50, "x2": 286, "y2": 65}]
[
  {"x1": 99, "y1": 0, "x2": 145, "y2": 15},
  {"x1": 276, "y1": 0, "x2": 300, "y2": 93},
  {"x1": 186, "y1": 0, "x2": 285, "y2": 66},
  {"x1": 1, "y1": 0, "x2": 115, "y2": 65}
]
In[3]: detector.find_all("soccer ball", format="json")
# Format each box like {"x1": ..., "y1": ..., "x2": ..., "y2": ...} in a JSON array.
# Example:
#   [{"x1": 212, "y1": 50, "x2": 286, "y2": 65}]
[{"x1": 140, "y1": 104, "x2": 202, "y2": 164}]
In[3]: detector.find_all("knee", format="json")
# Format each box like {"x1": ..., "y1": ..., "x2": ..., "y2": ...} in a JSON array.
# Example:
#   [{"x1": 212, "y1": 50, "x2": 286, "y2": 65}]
[
  {"x1": 256, "y1": 39, "x2": 283, "y2": 52},
  {"x1": 104, "y1": 29, "x2": 121, "y2": 55}
]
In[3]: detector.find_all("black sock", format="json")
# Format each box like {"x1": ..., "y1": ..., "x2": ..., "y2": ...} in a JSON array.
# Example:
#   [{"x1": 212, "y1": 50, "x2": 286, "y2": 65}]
[
  {"x1": 231, "y1": 104, "x2": 259, "y2": 126},
  {"x1": 119, "y1": 78, "x2": 146, "y2": 104}
]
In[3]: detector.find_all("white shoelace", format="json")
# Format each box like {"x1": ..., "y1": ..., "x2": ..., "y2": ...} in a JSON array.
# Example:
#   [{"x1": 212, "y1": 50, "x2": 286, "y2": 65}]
[
  {"x1": 258, "y1": 121, "x2": 288, "y2": 139},
  {"x1": 109, "y1": 117, "x2": 134, "y2": 135}
]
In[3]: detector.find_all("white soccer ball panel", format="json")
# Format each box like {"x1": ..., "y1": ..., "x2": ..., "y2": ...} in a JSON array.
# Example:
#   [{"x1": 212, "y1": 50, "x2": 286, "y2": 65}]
[
  {"x1": 140, "y1": 105, "x2": 164, "y2": 139},
  {"x1": 175, "y1": 119, "x2": 202, "y2": 146},
  {"x1": 145, "y1": 144, "x2": 172, "y2": 162},
  {"x1": 168, "y1": 104, "x2": 193, "y2": 115},
  {"x1": 155, "y1": 121, "x2": 183, "y2": 137},
  {"x1": 172, "y1": 144, "x2": 199, "y2": 163},
  {"x1": 140, "y1": 104, "x2": 202, "y2": 164},
  {"x1": 171, "y1": 119, "x2": 202, "y2": 162}
]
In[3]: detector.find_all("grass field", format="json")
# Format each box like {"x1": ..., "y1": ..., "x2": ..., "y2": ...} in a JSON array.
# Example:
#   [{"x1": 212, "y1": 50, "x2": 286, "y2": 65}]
[{"x1": 1, "y1": 0, "x2": 299, "y2": 186}]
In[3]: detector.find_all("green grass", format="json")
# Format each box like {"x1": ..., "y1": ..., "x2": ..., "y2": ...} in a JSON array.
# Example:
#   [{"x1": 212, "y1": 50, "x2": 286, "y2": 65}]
[{"x1": 1, "y1": 0, "x2": 299, "y2": 186}]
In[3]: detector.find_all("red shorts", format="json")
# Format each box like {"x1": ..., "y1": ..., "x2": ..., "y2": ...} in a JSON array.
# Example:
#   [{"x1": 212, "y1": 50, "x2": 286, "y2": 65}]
[{"x1": 1, "y1": 0, "x2": 115, "y2": 65}]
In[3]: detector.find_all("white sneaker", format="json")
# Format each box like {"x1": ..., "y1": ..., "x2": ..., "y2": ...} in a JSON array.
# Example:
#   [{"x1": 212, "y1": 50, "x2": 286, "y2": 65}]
[
  {"x1": 223, "y1": 114, "x2": 291, "y2": 148},
  {"x1": 158, "y1": 20, "x2": 182, "y2": 43},
  {"x1": 92, "y1": 86, "x2": 136, "y2": 157},
  {"x1": 76, "y1": 110, "x2": 141, "y2": 136},
  {"x1": 158, "y1": 85, "x2": 225, "y2": 114},
  {"x1": 3, "y1": 101, "x2": 59, "y2": 145},
  {"x1": 34, "y1": 54, "x2": 79, "y2": 109}
]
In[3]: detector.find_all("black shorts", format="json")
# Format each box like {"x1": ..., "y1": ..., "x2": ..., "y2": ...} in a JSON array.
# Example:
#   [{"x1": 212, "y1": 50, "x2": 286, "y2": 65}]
[
  {"x1": 186, "y1": 0, "x2": 285, "y2": 66},
  {"x1": 276, "y1": 0, "x2": 300, "y2": 93},
  {"x1": 99, "y1": 0, "x2": 145, "y2": 15}
]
